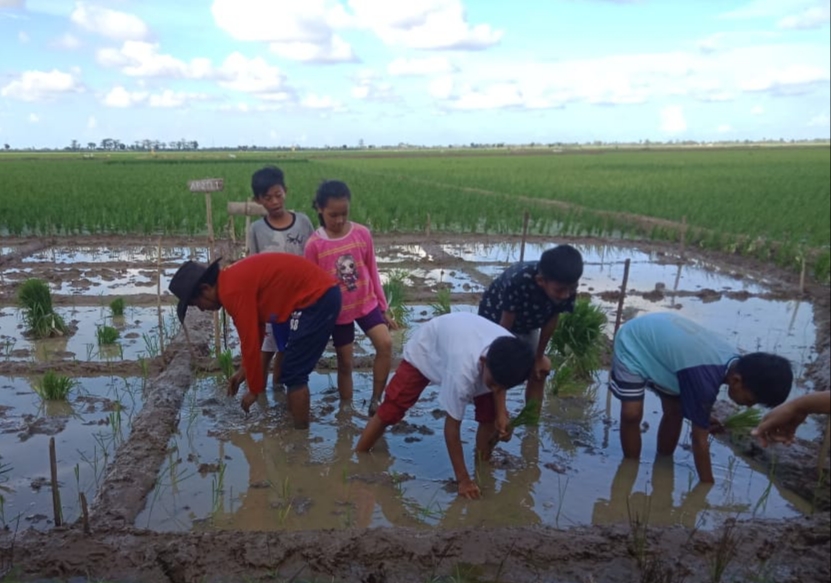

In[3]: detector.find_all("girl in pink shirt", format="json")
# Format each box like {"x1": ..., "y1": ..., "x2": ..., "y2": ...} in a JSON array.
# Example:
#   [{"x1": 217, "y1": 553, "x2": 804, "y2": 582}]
[{"x1": 305, "y1": 180, "x2": 398, "y2": 414}]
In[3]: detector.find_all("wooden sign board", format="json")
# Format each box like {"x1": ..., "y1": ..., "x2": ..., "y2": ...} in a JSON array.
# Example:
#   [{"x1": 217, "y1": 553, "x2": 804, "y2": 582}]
[{"x1": 188, "y1": 178, "x2": 224, "y2": 193}]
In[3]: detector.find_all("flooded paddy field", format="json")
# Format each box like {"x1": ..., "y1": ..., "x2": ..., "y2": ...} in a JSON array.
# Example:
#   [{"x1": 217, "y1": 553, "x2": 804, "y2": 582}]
[{"x1": 0, "y1": 233, "x2": 828, "y2": 582}]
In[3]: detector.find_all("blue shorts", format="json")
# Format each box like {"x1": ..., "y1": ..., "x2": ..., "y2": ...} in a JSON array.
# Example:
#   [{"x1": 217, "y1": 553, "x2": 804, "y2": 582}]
[{"x1": 280, "y1": 285, "x2": 341, "y2": 392}]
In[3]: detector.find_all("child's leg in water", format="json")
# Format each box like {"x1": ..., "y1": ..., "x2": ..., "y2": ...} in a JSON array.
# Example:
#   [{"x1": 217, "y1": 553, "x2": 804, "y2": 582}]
[
  {"x1": 365, "y1": 323, "x2": 393, "y2": 404},
  {"x1": 335, "y1": 342, "x2": 354, "y2": 400}
]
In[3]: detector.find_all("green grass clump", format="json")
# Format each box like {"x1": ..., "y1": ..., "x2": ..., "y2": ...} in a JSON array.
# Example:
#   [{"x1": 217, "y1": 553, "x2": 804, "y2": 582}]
[
  {"x1": 383, "y1": 269, "x2": 411, "y2": 326},
  {"x1": 723, "y1": 408, "x2": 763, "y2": 433},
  {"x1": 33, "y1": 370, "x2": 75, "y2": 400},
  {"x1": 218, "y1": 349, "x2": 235, "y2": 380},
  {"x1": 17, "y1": 279, "x2": 68, "y2": 339},
  {"x1": 96, "y1": 325, "x2": 120, "y2": 345},
  {"x1": 549, "y1": 297, "x2": 607, "y2": 380},
  {"x1": 110, "y1": 297, "x2": 126, "y2": 317},
  {"x1": 429, "y1": 286, "x2": 452, "y2": 316}
]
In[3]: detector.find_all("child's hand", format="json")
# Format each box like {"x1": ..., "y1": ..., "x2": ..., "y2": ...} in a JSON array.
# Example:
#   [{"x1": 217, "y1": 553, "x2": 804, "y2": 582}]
[
  {"x1": 708, "y1": 416, "x2": 725, "y2": 435},
  {"x1": 383, "y1": 311, "x2": 400, "y2": 330},
  {"x1": 458, "y1": 477, "x2": 481, "y2": 500},
  {"x1": 241, "y1": 390, "x2": 258, "y2": 413},
  {"x1": 495, "y1": 412, "x2": 512, "y2": 441},
  {"x1": 533, "y1": 355, "x2": 551, "y2": 381},
  {"x1": 751, "y1": 401, "x2": 806, "y2": 447},
  {"x1": 227, "y1": 368, "x2": 245, "y2": 397}
]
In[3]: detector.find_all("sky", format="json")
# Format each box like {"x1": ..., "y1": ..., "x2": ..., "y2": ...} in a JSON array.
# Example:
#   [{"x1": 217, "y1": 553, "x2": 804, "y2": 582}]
[{"x1": 0, "y1": 0, "x2": 829, "y2": 148}]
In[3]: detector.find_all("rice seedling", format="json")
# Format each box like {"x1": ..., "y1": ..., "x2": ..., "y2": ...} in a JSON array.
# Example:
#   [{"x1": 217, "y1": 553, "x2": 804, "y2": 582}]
[
  {"x1": 218, "y1": 349, "x2": 235, "y2": 381},
  {"x1": 547, "y1": 359, "x2": 585, "y2": 397},
  {"x1": 109, "y1": 297, "x2": 126, "y2": 317},
  {"x1": 709, "y1": 519, "x2": 740, "y2": 583},
  {"x1": 383, "y1": 269, "x2": 411, "y2": 326},
  {"x1": 549, "y1": 297, "x2": 608, "y2": 379},
  {"x1": 17, "y1": 278, "x2": 68, "y2": 339},
  {"x1": 96, "y1": 325, "x2": 120, "y2": 345},
  {"x1": 723, "y1": 408, "x2": 762, "y2": 434},
  {"x1": 33, "y1": 370, "x2": 75, "y2": 400},
  {"x1": 429, "y1": 286, "x2": 452, "y2": 316}
]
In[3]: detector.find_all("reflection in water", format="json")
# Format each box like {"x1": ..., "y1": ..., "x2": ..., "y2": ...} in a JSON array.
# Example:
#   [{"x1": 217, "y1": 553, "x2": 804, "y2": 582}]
[{"x1": 592, "y1": 458, "x2": 749, "y2": 528}]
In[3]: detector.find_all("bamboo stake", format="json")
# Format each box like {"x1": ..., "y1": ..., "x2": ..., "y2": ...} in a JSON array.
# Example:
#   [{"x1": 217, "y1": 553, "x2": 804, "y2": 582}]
[
  {"x1": 680, "y1": 215, "x2": 687, "y2": 260},
  {"x1": 606, "y1": 259, "x2": 632, "y2": 422},
  {"x1": 519, "y1": 211, "x2": 530, "y2": 262},
  {"x1": 244, "y1": 202, "x2": 251, "y2": 257},
  {"x1": 799, "y1": 256, "x2": 807, "y2": 295},
  {"x1": 156, "y1": 237, "x2": 166, "y2": 363},
  {"x1": 79, "y1": 492, "x2": 91, "y2": 535},
  {"x1": 49, "y1": 437, "x2": 62, "y2": 527},
  {"x1": 205, "y1": 192, "x2": 215, "y2": 262}
]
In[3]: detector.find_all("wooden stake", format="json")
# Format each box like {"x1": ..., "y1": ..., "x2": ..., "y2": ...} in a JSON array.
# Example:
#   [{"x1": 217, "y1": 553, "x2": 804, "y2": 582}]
[
  {"x1": 205, "y1": 192, "x2": 215, "y2": 262},
  {"x1": 799, "y1": 256, "x2": 807, "y2": 295},
  {"x1": 156, "y1": 237, "x2": 166, "y2": 363},
  {"x1": 680, "y1": 215, "x2": 687, "y2": 261},
  {"x1": 79, "y1": 492, "x2": 91, "y2": 535},
  {"x1": 613, "y1": 258, "x2": 632, "y2": 336},
  {"x1": 425, "y1": 212, "x2": 432, "y2": 237},
  {"x1": 519, "y1": 211, "x2": 530, "y2": 262},
  {"x1": 244, "y1": 202, "x2": 251, "y2": 257},
  {"x1": 228, "y1": 215, "x2": 236, "y2": 255},
  {"x1": 49, "y1": 437, "x2": 62, "y2": 527}
]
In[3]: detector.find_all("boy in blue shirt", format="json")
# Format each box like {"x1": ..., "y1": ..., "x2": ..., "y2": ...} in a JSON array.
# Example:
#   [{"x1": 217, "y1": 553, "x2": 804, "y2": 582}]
[
  {"x1": 610, "y1": 312, "x2": 792, "y2": 483},
  {"x1": 479, "y1": 245, "x2": 583, "y2": 412}
]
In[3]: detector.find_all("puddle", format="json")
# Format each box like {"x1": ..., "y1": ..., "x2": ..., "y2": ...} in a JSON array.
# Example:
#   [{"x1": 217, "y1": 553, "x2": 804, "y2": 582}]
[
  {"x1": 442, "y1": 242, "x2": 654, "y2": 265},
  {"x1": 376, "y1": 245, "x2": 431, "y2": 264},
  {"x1": 0, "y1": 374, "x2": 144, "y2": 529},
  {"x1": 0, "y1": 305, "x2": 179, "y2": 362},
  {"x1": 21, "y1": 245, "x2": 209, "y2": 264},
  {"x1": 382, "y1": 267, "x2": 484, "y2": 293},
  {"x1": 137, "y1": 370, "x2": 808, "y2": 533},
  {"x1": 2, "y1": 266, "x2": 178, "y2": 296}
]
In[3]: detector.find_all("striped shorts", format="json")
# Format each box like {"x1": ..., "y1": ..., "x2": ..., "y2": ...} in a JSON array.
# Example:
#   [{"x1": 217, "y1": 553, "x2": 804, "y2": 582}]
[{"x1": 609, "y1": 356, "x2": 674, "y2": 402}]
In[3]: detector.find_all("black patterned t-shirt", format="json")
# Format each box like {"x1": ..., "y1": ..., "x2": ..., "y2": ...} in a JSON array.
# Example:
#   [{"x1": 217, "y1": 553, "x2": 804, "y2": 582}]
[{"x1": 478, "y1": 261, "x2": 575, "y2": 333}]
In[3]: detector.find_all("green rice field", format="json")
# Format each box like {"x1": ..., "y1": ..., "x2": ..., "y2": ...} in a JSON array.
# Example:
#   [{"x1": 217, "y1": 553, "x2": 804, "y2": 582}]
[{"x1": 1, "y1": 146, "x2": 829, "y2": 277}]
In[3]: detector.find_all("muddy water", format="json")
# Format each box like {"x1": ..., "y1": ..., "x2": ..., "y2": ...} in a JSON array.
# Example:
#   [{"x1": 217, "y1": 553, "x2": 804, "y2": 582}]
[
  {"x1": 0, "y1": 305, "x2": 179, "y2": 363},
  {"x1": 2, "y1": 265, "x2": 178, "y2": 296},
  {"x1": 20, "y1": 245, "x2": 208, "y2": 264},
  {"x1": 0, "y1": 374, "x2": 143, "y2": 529}
]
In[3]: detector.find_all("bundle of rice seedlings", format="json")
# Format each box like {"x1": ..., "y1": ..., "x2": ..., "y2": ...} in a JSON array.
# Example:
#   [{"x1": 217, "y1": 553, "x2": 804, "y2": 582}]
[
  {"x1": 548, "y1": 359, "x2": 585, "y2": 397},
  {"x1": 110, "y1": 297, "x2": 126, "y2": 317},
  {"x1": 383, "y1": 269, "x2": 411, "y2": 326},
  {"x1": 96, "y1": 325, "x2": 120, "y2": 345},
  {"x1": 33, "y1": 370, "x2": 75, "y2": 401},
  {"x1": 17, "y1": 279, "x2": 68, "y2": 339},
  {"x1": 723, "y1": 408, "x2": 763, "y2": 433},
  {"x1": 218, "y1": 349, "x2": 235, "y2": 380},
  {"x1": 487, "y1": 399, "x2": 541, "y2": 448},
  {"x1": 429, "y1": 286, "x2": 452, "y2": 316},
  {"x1": 548, "y1": 297, "x2": 607, "y2": 379}
]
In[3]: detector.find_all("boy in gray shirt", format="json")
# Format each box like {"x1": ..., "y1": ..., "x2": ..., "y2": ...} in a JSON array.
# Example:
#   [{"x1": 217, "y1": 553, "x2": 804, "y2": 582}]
[{"x1": 231, "y1": 166, "x2": 315, "y2": 392}]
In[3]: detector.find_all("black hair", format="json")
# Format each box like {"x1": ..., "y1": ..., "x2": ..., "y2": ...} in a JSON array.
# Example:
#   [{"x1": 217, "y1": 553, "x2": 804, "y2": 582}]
[
  {"x1": 735, "y1": 353, "x2": 793, "y2": 407},
  {"x1": 485, "y1": 336, "x2": 535, "y2": 389},
  {"x1": 538, "y1": 245, "x2": 583, "y2": 284},
  {"x1": 251, "y1": 166, "x2": 286, "y2": 199},
  {"x1": 313, "y1": 180, "x2": 351, "y2": 227}
]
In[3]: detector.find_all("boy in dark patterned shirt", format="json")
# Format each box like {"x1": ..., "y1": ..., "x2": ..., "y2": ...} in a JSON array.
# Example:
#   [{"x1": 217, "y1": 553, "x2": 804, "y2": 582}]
[{"x1": 478, "y1": 245, "x2": 584, "y2": 412}]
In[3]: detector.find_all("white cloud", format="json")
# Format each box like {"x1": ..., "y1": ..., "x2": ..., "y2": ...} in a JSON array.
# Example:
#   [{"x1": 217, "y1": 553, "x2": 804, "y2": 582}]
[
  {"x1": 300, "y1": 94, "x2": 344, "y2": 111},
  {"x1": 351, "y1": 70, "x2": 399, "y2": 101},
  {"x1": 148, "y1": 90, "x2": 209, "y2": 108},
  {"x1": 51, "y1": 32, "x2": 82, "y2": 49},
  {"x1": 660, "y1": 105, "x2": 687, "y2": 133},
  {"x1": 216, "y1": 53, "x2": 290, "y2": 94},
  {"x1": 212, "y1": 0, "x2": 356, "y2": 63},
  {"x1": 740, "y1": 64, "x2": 829, "y2": 95},
  {"x1": 429, "y1": 75, "x2": 454, "y2": 99},
  {"x1": 18, "y1": 30, "x2": 29, "y2": 42},
  {"x1": 103, "y1": 85, "x2": 147, "y2": 108},
  {"x1": 348, "y1": 0, "x2": 503, "y2": 50},
  {"x1": 388, "y1": 56, "x2": 453, "y2": 76},
  {"x1": 97, "y1": 41, "x2": 213, "y2": 79},
  {"x1": 778, "y1": 5, "x2": 830, "y2": 29},
  {"x1": 444, "y1": 83, "x2": 524, "y2": 110},
  {"x1": 717, "y1": 124, "x2": 732, "y2": 133},
  {"x1": 751, "y1": 105, "x2": 765, "y2": 115},
  {"x1": 87, "y1": 115, "x2": 97, "y2": 129},
  {"x1": 808, "y1": 113, "x2": 830, "y2": 127},
  {"x1": 0, "y1": 69, "x2": 81, "y2": 102},
  {"x1": 102, "y1": 86, "x2": 209, "y2": 108},
  {"x1": 28, "y1": 113, "x2": 39, "y2": 123},
  {"x1": 70, "y1": 1, "x2": 149, "y2": 41}
]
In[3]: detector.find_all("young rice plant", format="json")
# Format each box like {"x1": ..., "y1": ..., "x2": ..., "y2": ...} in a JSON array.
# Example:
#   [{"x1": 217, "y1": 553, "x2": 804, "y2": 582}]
[
  {"x1": 548, "y1": 297, "x2": 607, "y2": 381},
  {"x1": 34, "y1": 370, "x2": 75, "y2": 400},
  {"x1": 110, "y1": 297, "x2": 126, "y2": 317},
  {"x1": 17, "y1": 278, "x2": 68, "y2": 339},
  {"x1": 97, "y1": 325, "x2": 120, "y2": 345}
]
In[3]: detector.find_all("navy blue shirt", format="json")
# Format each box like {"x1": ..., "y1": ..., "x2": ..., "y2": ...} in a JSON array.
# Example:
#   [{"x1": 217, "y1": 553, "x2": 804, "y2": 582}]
[{"x1": 478, "y1": 261, "x2": 575, "y2": 334}]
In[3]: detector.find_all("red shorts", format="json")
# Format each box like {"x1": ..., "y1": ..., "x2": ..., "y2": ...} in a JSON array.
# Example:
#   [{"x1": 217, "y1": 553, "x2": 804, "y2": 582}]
[{"x1": 377, "y1": 359, "x2": 497, "y2": 425}]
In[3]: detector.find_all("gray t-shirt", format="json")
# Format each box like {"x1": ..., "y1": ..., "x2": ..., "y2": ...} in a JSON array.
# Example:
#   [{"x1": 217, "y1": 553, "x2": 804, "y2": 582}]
[{"x1": 246, "y1": 212, "x2": 315, "y2": 256}]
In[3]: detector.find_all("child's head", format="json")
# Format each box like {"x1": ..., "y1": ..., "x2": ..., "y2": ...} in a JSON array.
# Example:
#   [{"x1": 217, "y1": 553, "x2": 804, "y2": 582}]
[
  {"x1": 251, "y1": 166, "x2": 288, "y2": 219},
  {"x1": 535, "y1": 245, "x2": 584, "y2": 303},
  {"x1": 482, "y1": 336, "x2": 535, "y2": 391},
  {"x1": 313, "y1": 180, "x2": 351, "y2": 233},
  {"x1": 726, "y1": 353, "x2": 792, "y2": 407}
]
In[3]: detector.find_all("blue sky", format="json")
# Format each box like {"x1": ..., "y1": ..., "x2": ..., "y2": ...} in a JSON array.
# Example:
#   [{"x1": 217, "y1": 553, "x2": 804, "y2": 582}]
[{"x1": 0, "y1": 0, "x2": 829, "y2": 148}]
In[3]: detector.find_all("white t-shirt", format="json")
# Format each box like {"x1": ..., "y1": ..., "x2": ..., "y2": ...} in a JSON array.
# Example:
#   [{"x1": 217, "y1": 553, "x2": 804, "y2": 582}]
[{"x1": 402, "y1": 312, "x2": 515, "y2": 421}]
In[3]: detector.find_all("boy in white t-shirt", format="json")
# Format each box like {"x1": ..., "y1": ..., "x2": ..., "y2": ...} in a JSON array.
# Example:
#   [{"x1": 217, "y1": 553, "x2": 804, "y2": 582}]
[{"x1": 355, "y1": 312, "x2": 534, "y2": 500}]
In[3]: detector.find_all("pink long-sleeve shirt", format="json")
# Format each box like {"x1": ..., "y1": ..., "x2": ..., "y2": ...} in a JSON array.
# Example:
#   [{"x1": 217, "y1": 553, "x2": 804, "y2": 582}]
[{"x1": 304, "y1": 222, "x2": 388, "y2": 325}]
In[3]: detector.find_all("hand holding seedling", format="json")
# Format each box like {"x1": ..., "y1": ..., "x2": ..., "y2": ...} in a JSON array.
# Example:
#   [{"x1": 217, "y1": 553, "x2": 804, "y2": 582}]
[
  {"x1": 458, "y1": 477, "x2": 481, "y2": 500},
  {"x1": 241, "y1": 390, "x2": 258, "y2": 413},
  {"x1": 227, "y1": 368, "x2": 245, "y2": 397},
  {"x1": 752, "y1": 392, "x2": 830, "y2": 447},
  {"x1": 383, "y1": 310, "x2": 400, "y2": 331}
]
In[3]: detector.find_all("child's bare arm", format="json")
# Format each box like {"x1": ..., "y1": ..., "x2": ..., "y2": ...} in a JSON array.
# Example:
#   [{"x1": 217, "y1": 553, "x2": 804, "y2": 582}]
[
  {"x1": 691, "y1": 425, "x2": 714, "y2": 483},
  {"x1": 752, "y1": 392, "x2": 830, "y2": 447},
  {"x1": 444, "y1": 416, "x2": 480, "y2": 499}
]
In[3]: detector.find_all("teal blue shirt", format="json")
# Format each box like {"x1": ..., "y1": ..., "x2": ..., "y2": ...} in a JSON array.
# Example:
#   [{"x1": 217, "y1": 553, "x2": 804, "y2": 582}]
[{"x1": 614, "y1": 313, "x2": 739, "y2": 428}]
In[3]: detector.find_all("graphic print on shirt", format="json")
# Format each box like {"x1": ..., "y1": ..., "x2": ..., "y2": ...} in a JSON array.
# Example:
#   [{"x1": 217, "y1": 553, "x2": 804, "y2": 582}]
[
  {"x1": 286, "y1": 233, "x2": 305, "y2": 248},
  {"x1": 336, "y1": 254, "x2": 359, "y2": 291}
]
